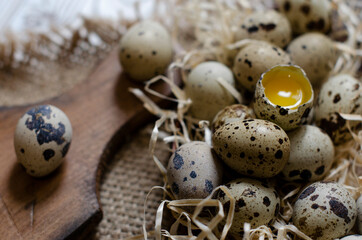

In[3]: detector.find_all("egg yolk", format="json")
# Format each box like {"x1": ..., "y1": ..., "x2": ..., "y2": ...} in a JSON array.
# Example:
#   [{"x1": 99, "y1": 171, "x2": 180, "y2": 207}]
[{"x1": 263, "y1": 66, "x2": 312, "y2": 109}]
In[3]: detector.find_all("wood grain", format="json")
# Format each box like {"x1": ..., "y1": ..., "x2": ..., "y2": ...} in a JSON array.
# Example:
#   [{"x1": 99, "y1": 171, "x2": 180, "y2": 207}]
[{"x1": 0, "y1": 49, "x2": 176, "y2": 239}]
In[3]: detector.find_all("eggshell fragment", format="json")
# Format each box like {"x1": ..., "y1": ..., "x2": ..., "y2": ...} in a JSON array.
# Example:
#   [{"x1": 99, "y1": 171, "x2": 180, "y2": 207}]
[
  {"x1": 217, "y1": 178, "x2": 280, "y2": 238},
  {"x1": 14, "y1": 105, "x2": 72, "y2": 177},
  {"x1": 119, "y1": 20, "x2": 173, "y2": 81},
  {"x1": 293, "y1": 182, "x2": 357, "y2": 240},
  {"x1": 212, "y1": 119, "x2": 290, "y2": 178},
  {"x1": 167, "y1": 141, "x2": 223, "y2": 199},
  {"x1": 281, "y1": 125, "x2": 334, "y2": 182}
]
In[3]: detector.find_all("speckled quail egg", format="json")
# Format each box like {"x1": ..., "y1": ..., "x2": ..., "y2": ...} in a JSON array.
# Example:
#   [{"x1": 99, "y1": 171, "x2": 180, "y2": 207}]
[
  {"x1": 340, "y1": 235, "x2": 362, "y2": 240},
  {"x1": 167, "y1": 141, "x2": 223, "y2": 199},
  {"x1": 235, "y1": 10, "x2": 292, "y2": 48},
  {"x1": 119, "y1": 20, "x2": 173, "y2": 81},
  {"x1": 254, "y1": 65, "x2": 314, "y2": 131},
  {"x1": 315, "y1": 74, "x2": 362, "y2": 145},
  {"x1": 358, "y1": 195, "x2": 362, "y2": 234},
  {"x1": 14, "y1": 105, "x2": 72, "y2": 177},
  {"x1": 185, "y1": 61, "x2": 236, "y2": 122},
  {"x1": 280, "y1": 125, "x2": 334, "y2": 182},
  {"x1": 212, "y1": 119, "x2": 290, "y2": 178},
  {"x1": 293, "y1": 182, "x2": 357, "y2": 240},
  {"x1": 217, "y1": 178, "x2": 280, "y2": 238},
  {"x1": 212, "y1": 104, "x2": 255, "y2": 132},
  {"x1": 232, "y1": 41, "x2": 291, "y2": 93},
  {"x1": 287, "y1": 33, "x2": 337, "y2": 86},
  {"x1": 276, "y1": 0, "x2": 331, "y2": 34}
]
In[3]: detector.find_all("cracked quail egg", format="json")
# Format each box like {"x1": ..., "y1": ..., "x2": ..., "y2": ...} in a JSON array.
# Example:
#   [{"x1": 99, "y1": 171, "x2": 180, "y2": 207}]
[
  {"x1": 212, "y1": 104, "x2": 255, "y2": 132},
  {"x1": 276, "y1": 0, "x2": 332, "y2": 34},
  {"x1": 280, "y1": 125, "x2": 334, "y2": 182},
  {"x1": 167, "y1": 141, "x2": 223, "y2": 199},
  {"x1": 358, "y1": 195, "x2": 362, "y2": 234},
  {"x1": 212, "y1": 119, "x2": 290, "y2": 178},
  {"x1": 14, "y1": 105, "x2": 72, "y2": 177},
  {"x1": 119, "y1": 20, "x2": 173, "y2": 81},
  {"x1": 287, "y1": 33, "x2": 337, "y2": 86},
  {"x1": 293, "y1": 182, "x2": 357, "y2": 240},
  {"x1": 185, "y1": 61, "x2": 236, "y2": 122},
  {"x1": 315, "y1": 74, "x2": 362, "y2": 145},
  {"x1": 232, "y1": 41, "x2": 291, "y2": 93},
  {"x1": 217, "y1": 178, "x2": 280, "y2": 238},
  {"x1": 235, "y1": 10, "x2": 292, "y2": 48},
  {"x1": 253, "y1": 65, "x2": 314, "y2": 131}
]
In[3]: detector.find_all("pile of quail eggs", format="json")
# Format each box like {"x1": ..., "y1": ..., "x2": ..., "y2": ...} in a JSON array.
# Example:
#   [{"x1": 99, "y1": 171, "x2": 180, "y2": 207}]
[{"x1": 119, "y1": 0, "x2": 361, "y2": 239}]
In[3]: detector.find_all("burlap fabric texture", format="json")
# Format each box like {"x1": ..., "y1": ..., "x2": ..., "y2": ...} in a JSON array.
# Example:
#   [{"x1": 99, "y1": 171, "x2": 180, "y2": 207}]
[{"x1": 93, "y1": 125, "x2": 169, "y2": 239}]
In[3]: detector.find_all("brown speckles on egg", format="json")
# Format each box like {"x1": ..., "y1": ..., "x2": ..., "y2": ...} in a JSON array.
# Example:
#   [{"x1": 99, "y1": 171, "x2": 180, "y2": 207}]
[
  {"x1": 333, "y1": 94, "x2": 341, "y2": 103},
  {"x1": 212, "y1": 119, "x2": 290, "y2": 178},
  {"x1": 218, "y1": 178, "x2": 280, "y2": 234},
  {"x1": 315, "y1": 74, "x2": 362, "y2": 144},
  {"x1": 281, "y1": 125, "x2": 334, "y2": 182},
  {"x1": 167, "y1": 141, "x2": 223, "y2": 199},
  {"x1": 293, "y1": 182, "x2": 357, "y2": 240}
]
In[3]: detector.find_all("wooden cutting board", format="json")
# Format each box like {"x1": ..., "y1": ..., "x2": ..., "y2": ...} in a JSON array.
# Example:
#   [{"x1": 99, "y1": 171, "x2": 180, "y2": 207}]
[{"x1": 0, "y1": 50, "x2": 177, "y2": 239}]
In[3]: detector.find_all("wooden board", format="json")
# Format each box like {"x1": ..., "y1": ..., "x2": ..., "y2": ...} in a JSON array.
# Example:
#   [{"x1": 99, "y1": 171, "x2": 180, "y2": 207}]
[{"x1": 0, "y1": 50, "x2": 176, "y2": 239}]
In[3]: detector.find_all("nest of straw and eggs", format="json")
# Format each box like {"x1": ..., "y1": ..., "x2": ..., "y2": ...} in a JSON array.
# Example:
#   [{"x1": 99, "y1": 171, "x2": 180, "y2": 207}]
[{"x1": 127, "y1": 0, "x2": 362, "y2": 239}]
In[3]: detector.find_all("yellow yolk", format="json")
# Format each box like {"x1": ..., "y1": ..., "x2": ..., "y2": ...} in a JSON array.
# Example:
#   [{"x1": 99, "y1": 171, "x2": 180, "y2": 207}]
[{"x1": 263, "y1": 66, "x2": 312, "y2": 109}]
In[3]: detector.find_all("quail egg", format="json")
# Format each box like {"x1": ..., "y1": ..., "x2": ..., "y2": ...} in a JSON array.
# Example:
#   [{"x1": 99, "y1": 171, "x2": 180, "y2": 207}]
[
  {"x1": 232, "y1": 41, "x2": 291, "y2": 93},
  {"x1": 185, "y1": 61, "x2": 236, "y2": 122},
  {"x1": 212, "y1": 119, "x2": 290, "y2": 178},
  {"x1": 14, "y1": 105, "x2": 72, "y2": 177},
  {"x1": 119, "y1": 20, "x2": 173, "y2": 81},
  {"x1": 315, "y1": 74, "x2": 362, "y2": 145},
  {"x1": 276, "y1": 0, "x2": 332, "y2": 34},
  {"x1": 217, "y1": 178, "x2": 280, "y2": 238},
  {"x1": 280, "y1": 125, "x2": 334, "y2": 182},
  {"x1": 167, "y1": 141, "x2": 223, "y2": 199},
  {"x1": 293, "y1": 182, "x2": 357, "y2": 240},
  {"x1": 212, "y1": 104, "x2": 255, "y2": 132},
  {"x1": 235, "y1": 10, "x2": 292, "y2": 48},
  {"x1": 287, "y1": 33, "x2": 337, "y2": 86},
  {"x1": 254, "y1": 65, "x2": 314, "y2": 131}
]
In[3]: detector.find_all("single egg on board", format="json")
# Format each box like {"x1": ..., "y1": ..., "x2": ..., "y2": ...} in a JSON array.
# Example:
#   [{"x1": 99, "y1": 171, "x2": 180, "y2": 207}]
[
  {"x1": 212, "y1": 104, "x2": 255, "y2": 132},
  {"x1": 232, "y1": 41, "x2": 291, "y2": 93},
  {"x1": 293, "y1": 182, "x2": 357, "y2": 240},
  {"x1": 212, "y1": 119, "x2": 290, "y2": 178},
  {"x1": 275, "y1": 0, "x2": 331, "y2": 34},
  {"x1": 167, "y1": 141, "x2": 223, "y2": 199},
  {"x1": 119, "y1": 20, "x2": 173, "y2": 81},
  {"x1": 253, "y1": 65, "x2": 314, "y2": 131},
  {"x1": 185, "y1": 61, "x2": 236, "y2": 122},
  {"x1": 14, "y1": 105, "x2": 72, "y2": 177},
  {"x1": 234, "y1": 10, "x2": 292, "y2": 48},
  {"x1": 280, "y1": 125, "x2": 334, "y2": 182},
  {"x1": 315, "y1": 74, "x2": 362, "y2": 145},
  {"x1": 217, "y1": 178, "x2": 280, "y2": 238},
  {"x1": 287, "y1": 33, "x2": 337, "y2": 86}
]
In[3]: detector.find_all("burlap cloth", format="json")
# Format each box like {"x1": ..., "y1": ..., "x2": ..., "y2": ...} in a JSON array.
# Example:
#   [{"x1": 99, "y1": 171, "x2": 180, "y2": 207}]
[{"x1": 92, "y1": 125, "x2": 170, "y2": 239}]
